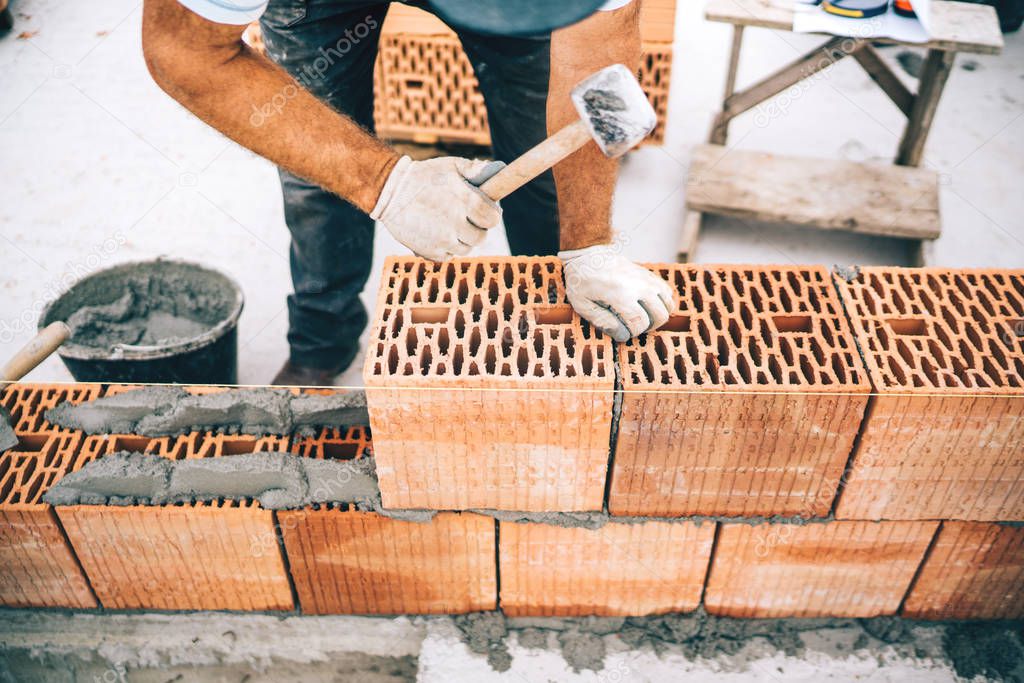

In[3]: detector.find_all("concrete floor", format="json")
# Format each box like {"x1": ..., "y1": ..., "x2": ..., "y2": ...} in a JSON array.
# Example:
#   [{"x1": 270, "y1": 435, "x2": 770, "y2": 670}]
[
  {"x1": 1, "y1": 1, "x2": 1023, "y2": 680},
  {"x1": 1, "y1": 0, "x2": 1021, "y2": 385}
]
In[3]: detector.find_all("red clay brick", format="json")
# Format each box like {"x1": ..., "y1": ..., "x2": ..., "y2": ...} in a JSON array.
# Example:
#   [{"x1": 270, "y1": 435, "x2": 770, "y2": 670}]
[
  {"x1": 0, "y1": 383, "x2": 101, "y2": 608},
  {"x1": 60, "y1": 503, "x2": 293, "y2": 611},
  {"x1": 57, "y1": 410, "x2": 293, "y2": 611},
  {"x1": 902, "y1": 522, "x2": 1024, "y2": 620},
  {"x1": 280, "y1": 510, "x2": 495, "y2": 614},
  {"x1": 835, "y1": 268, "x2": 1024, "y2": 520},
  {"x1": 499, "y1": 520, "x2": 714, "y2": 617},
  {"x1": 363, "y1": 257, "x2": 614, "y2": 511},
  {"x1": 288, "y1": 422, "x2": 495, "y2": 615},
  {"x1": 705, "y1": 520, "x2": 938, "y2": 618},
  {"x1": 610, "y1": 266, "x2": 870, "y2": 518}
]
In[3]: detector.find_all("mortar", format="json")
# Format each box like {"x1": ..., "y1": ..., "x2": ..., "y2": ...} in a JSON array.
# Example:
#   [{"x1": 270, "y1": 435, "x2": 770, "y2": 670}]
[{"x1": 39, "y1": 259, "x2": 243, "y2": 383}]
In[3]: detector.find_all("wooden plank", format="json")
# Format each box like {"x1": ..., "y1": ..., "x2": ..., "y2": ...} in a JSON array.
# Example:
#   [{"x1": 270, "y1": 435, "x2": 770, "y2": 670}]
[
  {"x1": 685, "y1": 144, "x2": 941, "y2": 239},
  {"x1": 896, "y1": 49, "x2": 956, "y2": 167},
  {"x1": 852, "y1": 45, "x2": 915, "y2": 118},
  {"x1": 705, "y1": 0, "x2": 1003, "y2": 55}
]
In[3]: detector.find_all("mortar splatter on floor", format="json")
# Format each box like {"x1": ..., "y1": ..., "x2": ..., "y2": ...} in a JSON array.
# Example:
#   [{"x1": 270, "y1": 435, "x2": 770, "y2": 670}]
[{"x1": 1, "y1": 609, "x2": 1020, "y2": 682}]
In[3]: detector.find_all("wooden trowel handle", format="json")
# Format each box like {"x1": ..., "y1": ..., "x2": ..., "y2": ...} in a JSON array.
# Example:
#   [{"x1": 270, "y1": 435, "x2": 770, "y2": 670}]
[
  {"x1": 475, "y1": 119, "x2": 593, "y2": 201},
  {"x1": 1, "y1": 322, "x2": 70, "y2": 382}
]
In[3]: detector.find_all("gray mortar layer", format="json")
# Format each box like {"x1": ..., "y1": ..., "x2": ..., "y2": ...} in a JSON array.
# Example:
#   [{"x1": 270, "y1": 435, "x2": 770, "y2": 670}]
[
  {"x1": 456, "y1": 609, "x2": 1024, "y2": 677},
  {"x1": 0, "y1": 410, "x2": 18, "y2": 453},
  {"x1": 43, "y1": 451, "x2": 379, "y2": 510},
  {"x1": 468, "y1": 509, "x2": 834, "y2": 530},
  {"x1": 45, "y1": 386, "x2": 369, "y2": 436}
]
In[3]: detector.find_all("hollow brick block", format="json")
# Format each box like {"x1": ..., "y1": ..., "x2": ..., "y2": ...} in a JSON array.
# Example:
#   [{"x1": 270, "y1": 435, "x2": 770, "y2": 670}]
[
  {"x1": 280, "y1": 510, "x2": 495, "y2": 615},
  {"x1": 286, "y1": 426, "x2": 496, "y2": 615},
  {"x1": 363, "y1": 258, "x2": 614, "y2": 511},
  {"x1": 610, "y1": 266, "x2": 870, "y2": 518},
  {"x1": 0, "y1": 383, "x2": 101, "y2": 608},
  {"x1": 56, "y1": 395, "x2": 294, "y2": 611},
  {"x1": 835, "y1": 268, "x2": 1024, "y2": 520},
  {"x1": 499, "y1": 520, "x2": 714, "y2": 617},
  {"x1": 902, "y1": 522, "x2": 1024, "y2": 620},
  {"x1": 705, "y1": 520, "x2": 938, "y2": 618},
  {"x1": 59, "y1": 503, "x2": 292, "y2": 611},
  {"x1": 374, "y1": 5, "x2": 673, "y2": 146}
]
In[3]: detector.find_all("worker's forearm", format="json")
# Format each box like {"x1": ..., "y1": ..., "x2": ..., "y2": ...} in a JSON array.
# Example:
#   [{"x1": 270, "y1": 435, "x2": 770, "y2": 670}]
[
  {"x1": 142, "y1": 0, "x2": 398, "y2": 214},
  {"x1": 548, "y1": 3, "x2": 641, "y2": 250}
]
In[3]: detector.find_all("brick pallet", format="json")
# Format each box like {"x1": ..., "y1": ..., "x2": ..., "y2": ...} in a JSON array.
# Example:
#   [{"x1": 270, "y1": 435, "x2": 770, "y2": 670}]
[
  {"x1": 373, "y1": 3, "x2": 674, "y2": 146},
  {"x1": 610, "y1": 266, "x2": 870, "y2": 517},
  {"x1": 363, "y1": 257, "x2": 615, "y2": 511},
  {"x1": 0, "y1": 384, "x2": 101, "y2": 608},
  {"x1": 835, "y1": 268, "x2": 1024, "y2": 521}
]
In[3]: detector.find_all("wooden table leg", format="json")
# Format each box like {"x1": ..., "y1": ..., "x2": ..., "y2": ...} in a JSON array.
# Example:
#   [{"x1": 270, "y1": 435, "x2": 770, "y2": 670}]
[
  {"x1": 896, "y1": 49, "x2": 956, "y2": 167},
  {"x1": 709, "y1": 25, "x2": 745, "y2": 145},
  {"x1": 677, "y1": 211, "x2": 703, "y2": 263}
]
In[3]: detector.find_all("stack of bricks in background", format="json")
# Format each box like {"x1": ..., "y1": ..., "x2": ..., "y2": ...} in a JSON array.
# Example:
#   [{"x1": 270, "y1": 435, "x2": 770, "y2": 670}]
[
  {"x1": 57, "y1": 385, "x2": 295, "y2": 611},
  {"x1": 363, "y1": 257, "x2": 614, "y2": 511},
  {"x1": 373, "y1": 1, "x2": 674, "y2": 146},
  {"x1": 610, "y1": 266, "x2": 870, "y2": 517},
  {"x1": 834, "y1": 267, "x2": 1024, "y2": 521},
  {"x1": 0, "y1": 384, "x2": 100, "y2": 608},
  {"x1": 281, "y1": 426, "x2": 498, "y2": 614}
]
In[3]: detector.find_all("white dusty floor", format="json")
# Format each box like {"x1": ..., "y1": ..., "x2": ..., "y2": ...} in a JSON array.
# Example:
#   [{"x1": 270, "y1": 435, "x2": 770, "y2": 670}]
[{"x1": 1, "y1": 0, "x2": 1022, "y2": 386}]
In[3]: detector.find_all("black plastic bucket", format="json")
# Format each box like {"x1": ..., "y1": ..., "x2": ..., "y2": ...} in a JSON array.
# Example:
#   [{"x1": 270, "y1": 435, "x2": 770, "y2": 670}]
[{"x1": 39, "y1": 259, "x2": 244, "y2": 384}]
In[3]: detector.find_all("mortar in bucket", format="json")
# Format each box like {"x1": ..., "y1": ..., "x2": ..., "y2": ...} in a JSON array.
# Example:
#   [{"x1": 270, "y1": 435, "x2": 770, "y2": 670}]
[{"x1": 39, "y1": 258, "x2": 244, "y2": 384}]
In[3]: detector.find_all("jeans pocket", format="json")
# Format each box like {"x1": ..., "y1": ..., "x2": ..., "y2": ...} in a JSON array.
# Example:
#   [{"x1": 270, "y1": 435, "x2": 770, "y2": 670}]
[{"x1": 262, "y1": 0, "x2": 308, "y2": 28}]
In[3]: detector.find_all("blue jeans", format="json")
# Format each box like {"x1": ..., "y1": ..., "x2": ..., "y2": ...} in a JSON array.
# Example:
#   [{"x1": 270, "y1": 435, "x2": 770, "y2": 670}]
[{"x1": 259, "y1": 0, "x2": 559, "y2": 371}]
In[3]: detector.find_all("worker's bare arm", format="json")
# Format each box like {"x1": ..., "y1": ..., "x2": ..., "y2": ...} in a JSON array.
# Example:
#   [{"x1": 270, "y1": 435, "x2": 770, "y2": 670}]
[
  {"x1": 141, "y1": 0, "x2": 398, "y2": 213},
  {"x1": 548, "y1": 2, "x2": 641, "y2": 250}
]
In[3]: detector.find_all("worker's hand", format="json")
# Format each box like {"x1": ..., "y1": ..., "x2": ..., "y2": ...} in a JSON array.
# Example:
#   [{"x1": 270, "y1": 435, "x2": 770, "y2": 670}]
[
  {"x1": 560, "y1": 244, "x2": 674, "y2": 342},
  {"x1": 370, "y1": 155, "x2": 503, "y2": 262}
]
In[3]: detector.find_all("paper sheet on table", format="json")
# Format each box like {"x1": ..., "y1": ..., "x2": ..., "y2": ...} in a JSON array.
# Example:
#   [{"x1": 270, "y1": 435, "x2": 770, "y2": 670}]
[{"x1": 792, "y1": 0, "x2": 933, "y2": 43}]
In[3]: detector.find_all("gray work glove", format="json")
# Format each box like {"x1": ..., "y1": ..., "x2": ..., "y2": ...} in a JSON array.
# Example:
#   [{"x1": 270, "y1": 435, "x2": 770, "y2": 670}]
[
  {"x1": 370, "y1": 155, "x2": 503, "y2": 261},
  {"x1": 560, "y1": 244, "x2": 674, "y2": 342}
]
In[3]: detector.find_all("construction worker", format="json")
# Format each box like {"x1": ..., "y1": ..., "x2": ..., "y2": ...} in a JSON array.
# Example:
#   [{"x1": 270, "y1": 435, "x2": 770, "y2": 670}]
[{"x1": 142, "y1": 0, "x2": 674, "y2": 386}]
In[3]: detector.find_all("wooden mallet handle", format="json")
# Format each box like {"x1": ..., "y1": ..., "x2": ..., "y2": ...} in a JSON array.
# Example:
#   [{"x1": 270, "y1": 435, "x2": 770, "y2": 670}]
[
  {"x1": 475, "y1": 119, "x2": 593, "y2": 201},
  {"x1": 1, "y1": 322, "x2": 70, "y2": 382}
]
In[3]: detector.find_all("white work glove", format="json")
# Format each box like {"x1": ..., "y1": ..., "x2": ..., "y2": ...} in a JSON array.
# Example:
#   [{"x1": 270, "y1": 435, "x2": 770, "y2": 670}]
[
  {"x1": 560, "y1": 244, "x2": 674, "y2": 343},
  {"x1": 370, "y1": 155, "x2": 503, "y2": 262}
]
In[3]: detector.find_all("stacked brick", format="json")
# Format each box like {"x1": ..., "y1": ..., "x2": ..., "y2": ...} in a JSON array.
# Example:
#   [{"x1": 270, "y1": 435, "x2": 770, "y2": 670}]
[
  {"x1": 57, "y1": 383, "x2": 294, "y2": 611},
  {"x1": 610, "y1": 266, "x2": 870, "y2": 517},
  {"x1": 1, "y1": 264, "x2": 1021, "y2": 621},
  {"x1": 363, "y1": 257, "x2": 614, "y2": 511},
  {"x1": 372, "y1": 2, "x2": 675, "y2": 146},
  {"x1": 834, "y1": 268, "x2": 1024, "y2": 521},
  {"x1": 0, "y1": 383, "x2": 101, "y2": 608}
]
